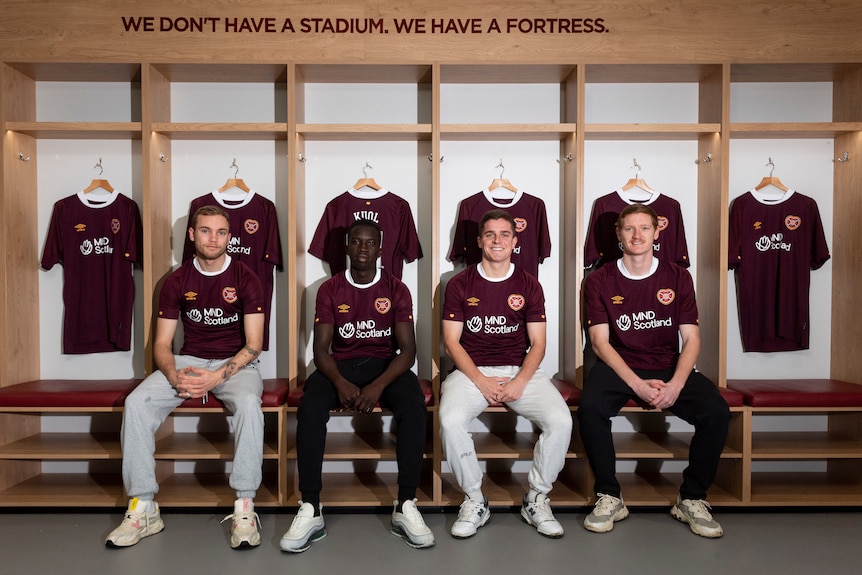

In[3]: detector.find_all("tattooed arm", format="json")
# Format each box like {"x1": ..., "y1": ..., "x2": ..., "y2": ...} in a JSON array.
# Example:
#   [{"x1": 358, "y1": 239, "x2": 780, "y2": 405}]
[{"x1": 177, "y1": 312, "x2": 264, "y2": 397}]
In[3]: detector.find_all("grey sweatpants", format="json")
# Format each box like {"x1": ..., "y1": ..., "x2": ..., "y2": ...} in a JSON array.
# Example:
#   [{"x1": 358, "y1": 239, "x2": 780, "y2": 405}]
[{"x1": 121, "y1": 355, "x2": 264, "y2": 500}]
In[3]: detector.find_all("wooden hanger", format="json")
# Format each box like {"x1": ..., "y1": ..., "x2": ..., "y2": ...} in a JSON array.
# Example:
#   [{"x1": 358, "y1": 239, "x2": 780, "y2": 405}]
[
  {"x1": 754, "y1": 157, "x2": 789, "y2": 192},
  {"x1": 488, "y1": 159, "x2": 518, "y2": 193},
  {"x1": 218, "y1": 178, "x2": 251, "y2": 193},
  {"x1": 82, "y1": 178, "x2": 114, "y2": 194},
  {"x1": 353, "y1": 161, "x2": 382, "y2": 190},
  {"x1": 621, "y1": 178, "x2": 655, "y2": 194},
  {"x1": 218, "y1": 158, "x2": 250, "y2": 194},
  {"x1": 621, "y1": 158, "x2": 654, "y2": 196},
  {"x1": 83, "y1": 158, "x2": 114, "y2": 194}
]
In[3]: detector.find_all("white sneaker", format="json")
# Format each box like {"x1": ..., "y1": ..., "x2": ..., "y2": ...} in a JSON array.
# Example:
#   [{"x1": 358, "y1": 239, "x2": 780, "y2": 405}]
[
  {"x1": 390, "y1": 499, "x2": 435, "y2": 548},
  {"x1": 220, "y1": 498, "x2": 261, "y2": 549},
  {"x1": 521, "y1": 493, "x2": 564, "y2": 538},
  {"x1": 280, "y1": 501, "x2": 327, "y2": 553},
  {"x1": 583, "y1": 493, "x2": 629, "y2": 533},
  {"x1": 450, "y1": 497, "x2": 490, "y2": 539},
  {"x1": 671, "y1": 496, "x2": 723, "y2": 538},
  {"x1": 105, "y1": 499, "x2": 165, "y2": 548}
]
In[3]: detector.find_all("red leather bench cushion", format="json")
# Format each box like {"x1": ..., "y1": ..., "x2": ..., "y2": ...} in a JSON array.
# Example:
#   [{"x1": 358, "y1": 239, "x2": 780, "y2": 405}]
[
  {"x1": 0, "y1": 378, "x2": 290, "y2": 409},
  {"x1": 727, "y1": 379, "x2": 862, "y2": 408},
  {"x1": 0, "y1": 379, "x2": 142, "y2": 408},
  {"x1": 289, "y1": 378, "x2": 434, "y2": 407}
]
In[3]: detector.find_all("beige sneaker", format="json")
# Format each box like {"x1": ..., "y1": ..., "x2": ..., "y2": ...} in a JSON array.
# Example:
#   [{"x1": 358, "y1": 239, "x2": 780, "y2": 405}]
[
  {"x1": 105, "y1": 499, "x2": 165, "y2": 548},
  {"x1": 671, "y1": 496, "x2": 723, "y2": 538},
  {"x1": 583, "y1": 493, "x2": 629, "y2": 533},
  {"x1": 220, "y1": 498, "x2": 261, "y2": 549}
]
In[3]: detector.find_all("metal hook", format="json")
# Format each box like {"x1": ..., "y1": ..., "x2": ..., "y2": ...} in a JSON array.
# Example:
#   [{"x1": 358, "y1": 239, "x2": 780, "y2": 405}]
[
  {"x1": 695, "y1": 152, "x2": 712, "y2": 164},
  {"x1": 766, "y1": 157, "x2": 775, "y2": 177},
  {"x1": 18, "y1": 152, "x2": 30, "y2": 162},
  {"x1": 297, "y1": 153, "x2": 307, "y2": 163},
  {"x1": 229, "y1": 158, "x2": 239, "y2": 177},
  {"x1": 495, "y1": 158, "x2": 505, "y2": 179},
  {"x1": 94, "y1": 158, "x2": 104, "y2": 176},
  {"x1": 159, "y1": 153, "x2": 168, "y2": 163},
  {"x1": 362, "y1": 160, "x2": 373, "y2": 178},
  {"x1": 632, "y1": 158, "x2": 642, "y2": 178},
  {"x1": 834, "y1": 151, "x2": 850, "y2": 163}
]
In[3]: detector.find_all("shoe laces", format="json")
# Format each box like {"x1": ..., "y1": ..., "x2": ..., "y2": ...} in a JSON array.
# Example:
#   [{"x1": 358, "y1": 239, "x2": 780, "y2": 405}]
[
  {"x1": 683, "y1": 499, "x2": 714, "y2": 521},
  {"x1": 220, "y1": 511, "x2": 260, "y2": 528},
  {"x1": 529, "y1": 496, "x2": 554, "y2": 520},
  {"x1": 458, "y1": 498, "x2": 485, "y2": 521},
  {"x1": 594, "y1": 493, "x2": 621, "y2": 516}
]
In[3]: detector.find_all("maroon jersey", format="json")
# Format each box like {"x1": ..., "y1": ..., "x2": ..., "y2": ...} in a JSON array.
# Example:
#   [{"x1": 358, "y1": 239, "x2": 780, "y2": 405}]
[
  {"x1": 41, "y1": 191, "x2": 142, "y2": 354},
  {"x1": 584, "y1": 258, "x2": 699, "y2": 371},
  {"x1": 729, "y1": 190, "x2": 830, "y2": 352},
  {"x1": 182, "y1": 191, "x2": 281, "y2": 350},
  {"x1": 315, "y1": 269, "x2": 414, "y2": 361},
  {"x1": 309, "y1": 189, "x2": 422, "y2": 279},
  {"x1": 443, "y1": 264, "x2": 547, "y2": 367},
  {"x1": 584, "y1": 191, "x2": 690, "y2": 269},
  {"x1": 158, "y1": 256, "x2": 265, "y2": 359},
  {"x1": 449, "y1": 190, "x2": 552, "y2": 278}
]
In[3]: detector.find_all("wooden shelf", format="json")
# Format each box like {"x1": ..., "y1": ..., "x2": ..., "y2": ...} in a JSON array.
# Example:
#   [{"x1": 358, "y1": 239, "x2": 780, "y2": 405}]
[
  {"x1": 729, "y1": 122, "x2": 862, "y2": 139},
  {"x1": 5, "y1": 122, "x2": 142, "y2": 139},
  {"x1": 584, "y1": 123, "x2": 721, "y2": 140},
  {"x1": 151, "y1": 122, "x2": 288, "y2": 140},
  {"x1": 751, "y1": 432, "x2": 862, "y2": 458},
  {"x1": 749, "y1": 472, "x2": 862, "y2": 506},
  {"x1": 296, "y1": 124, "x2": 433, "y2": 141},
  {"x1": 441, "y1": 123, "x2": 577, "y2": 141}
]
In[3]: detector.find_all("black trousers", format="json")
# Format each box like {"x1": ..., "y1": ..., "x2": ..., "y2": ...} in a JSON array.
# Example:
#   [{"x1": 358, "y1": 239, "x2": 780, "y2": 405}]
[
  {"x1": 297, "y1": 357, "x2": 427, "y2": 502},
  {"x1": 577, "y1": 361, "x2": 730, "y2": 501}
]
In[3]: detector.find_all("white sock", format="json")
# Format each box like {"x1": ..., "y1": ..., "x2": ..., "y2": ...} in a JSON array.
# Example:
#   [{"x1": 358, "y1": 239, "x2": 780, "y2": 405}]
[
  {"x1": 130, "y1": 498, "x2": 153, "y2": 513},
  {"x1": 235, "y1": 497, "x2": 254, "y2": 514}
]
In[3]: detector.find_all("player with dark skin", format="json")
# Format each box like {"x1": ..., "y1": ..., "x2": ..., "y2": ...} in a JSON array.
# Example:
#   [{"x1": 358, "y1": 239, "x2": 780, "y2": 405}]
[{"x1": 311, "y1": 222, "x2": 417, "y2": 413}]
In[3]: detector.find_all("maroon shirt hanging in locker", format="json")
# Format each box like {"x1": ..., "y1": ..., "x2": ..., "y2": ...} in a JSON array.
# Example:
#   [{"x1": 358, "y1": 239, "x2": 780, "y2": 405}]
[
  {"x1": 41, "y1": 191, "x2": 142, "y2": 354},
  {"x1": 584, "y1": 191, "x2": 690, "y2": 269},
  {"x1": 309, "y1": 189, "x2": 423, "y2": 279},
  {"x1": 728, "y1": 189, "x2": 830, "y2": 352},
  {"x1": 449, "y1": 189, "x2": 552, "y2": 278}
]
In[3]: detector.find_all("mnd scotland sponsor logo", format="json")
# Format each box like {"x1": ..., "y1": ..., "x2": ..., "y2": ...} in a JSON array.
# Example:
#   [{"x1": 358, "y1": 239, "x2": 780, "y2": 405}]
[
  {"x1": 338, "y1": 320, "x2": 391, "y2": 340},
  {"x1": 187, "y1": 307, "x2": 239, "y2": 326},
  {"x1": 466, "y1": 315, "x2": 520, "y2": 334},
  {"x1": 80, "y1": 237, "x2": 114, "y2": 256},
  {"x1": 616, "y1": 311, "x2": 673, "y2": 332},
  {"x1": 755, "y1": 232, "x2": 792, "y2": 253}
]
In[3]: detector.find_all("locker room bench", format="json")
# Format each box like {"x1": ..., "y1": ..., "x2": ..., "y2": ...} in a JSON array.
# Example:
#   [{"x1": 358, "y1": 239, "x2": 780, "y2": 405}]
[
  {"x1": 726, "y1": 378, "x2": 862, "y2": 506},
  {"x1": 0, "y1": 378, "x2": 291, "y2": 507}
]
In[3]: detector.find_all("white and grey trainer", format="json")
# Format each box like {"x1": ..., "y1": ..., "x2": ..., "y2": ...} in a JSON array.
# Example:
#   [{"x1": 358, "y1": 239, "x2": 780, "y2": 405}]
[
  {"x1": 280, "y1": 501, "x2": 327, "y2": 553},
  {"x1": 390, "y1": 499, "x2": 435, "y2": 548},
  {"x1": 521, "y1": 493, "x2": 564, "y2": 538},
  {"x1": 450, "y1": 497, "x2": 490, "y2": 539}
]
